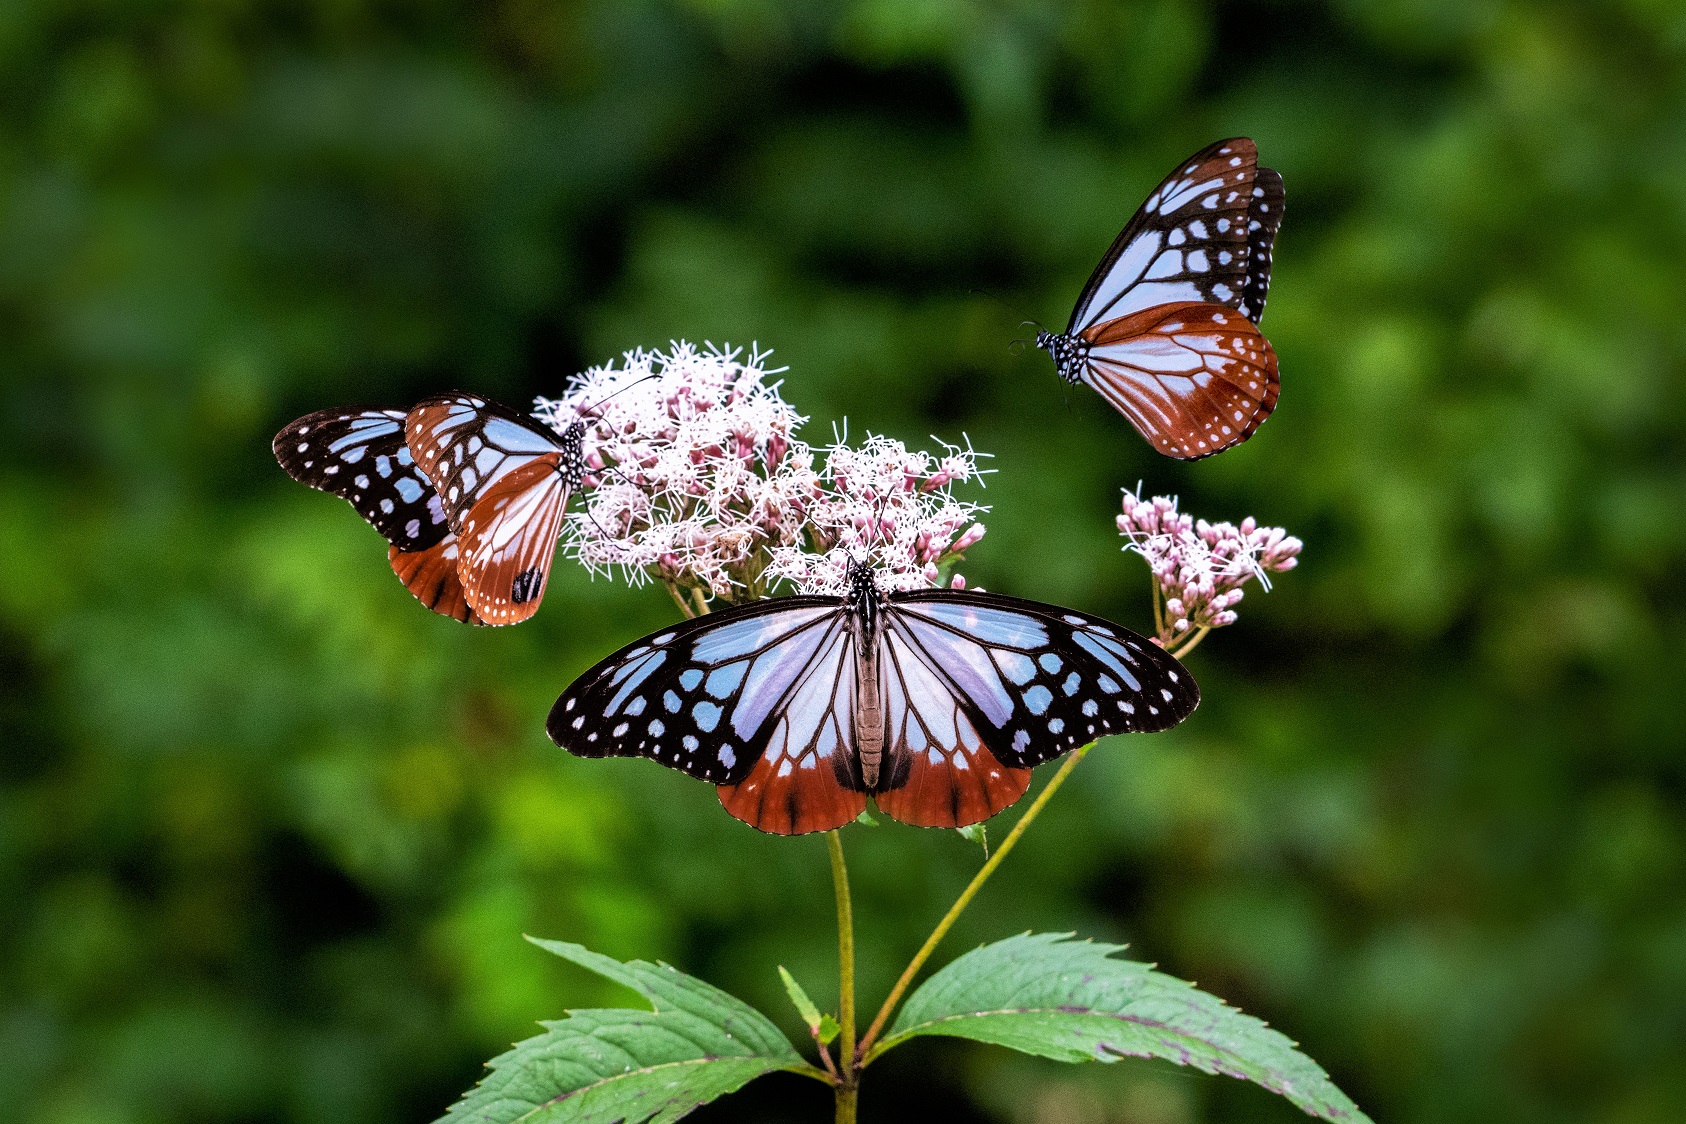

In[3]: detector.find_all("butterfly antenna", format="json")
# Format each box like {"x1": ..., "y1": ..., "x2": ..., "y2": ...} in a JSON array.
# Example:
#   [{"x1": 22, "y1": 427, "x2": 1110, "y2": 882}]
[
  {"x1": 1008, "y1": 317, "x2": 1049, "y2": 355},
  {"x1": 575, "y1": 492, "x2": 619, "y2": 543},
  {"x1": 594, "y1": 460, "x2": 645, "y2": 490},
  {"x1": 577, "y1": 372, "x2": 661, "y2": 419}
]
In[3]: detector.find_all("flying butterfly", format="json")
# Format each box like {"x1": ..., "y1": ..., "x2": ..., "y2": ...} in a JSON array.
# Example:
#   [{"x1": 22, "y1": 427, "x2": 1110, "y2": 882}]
[
  {"x1": 404, "y1": 393, "x2": 587, "y2": 626},
  {"x1": 549, "y1": 559, "x2": 1199, "y2": 835},
  {"x1": 273, "y1": 407, "x2": 481, "y2": 623},
  {"x1": 1036, "y1": 137, "x2": 1285, "y2": 459}
]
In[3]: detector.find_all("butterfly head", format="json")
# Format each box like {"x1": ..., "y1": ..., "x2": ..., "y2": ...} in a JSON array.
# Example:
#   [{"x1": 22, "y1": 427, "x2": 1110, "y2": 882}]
[{"x1": 1035, "y1": 331, "x2": 1089, "y2": 385}]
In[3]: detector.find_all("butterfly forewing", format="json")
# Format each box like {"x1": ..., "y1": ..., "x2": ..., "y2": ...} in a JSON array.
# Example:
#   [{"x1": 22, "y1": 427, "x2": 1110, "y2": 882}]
[
  {"x1": 404, "y1": 393, "x2": 570, "y2": 530},
  {"x1": 884, "y1": 591, "x2": 1199, "y2": 768},
  {"x1": 1242, "y1": 166, "x2": 1285, "y2": 323},
  {"x1": 1081, "y1": 301, "x2": 1279, "y2": 459},
  {"x1": 275, "y1": 406, "x2": 484, "y2": 622},
  {"x1": 1070, "y1": 138, "x2": 1283, "y2": 331},
  {"x1": 549, "y1": 598, "x2": 844, "y2": 779},
  {"x1": 273, "y1": 408, "x2": 451, "y2": 552},
  {"x1": 550, "y1": 597, "x2": 876, "y2": 834}
]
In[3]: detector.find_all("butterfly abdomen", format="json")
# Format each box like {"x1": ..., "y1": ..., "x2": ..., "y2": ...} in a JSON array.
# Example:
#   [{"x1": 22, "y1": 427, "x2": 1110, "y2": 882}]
[{"x1": 854, "y1": 633, "x2": 884, "y2": 788}]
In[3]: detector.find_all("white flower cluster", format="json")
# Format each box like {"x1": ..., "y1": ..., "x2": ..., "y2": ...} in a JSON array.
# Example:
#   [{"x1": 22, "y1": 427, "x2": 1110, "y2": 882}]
[
  {"x1": 765, "y1": 432, "x2": 989, "y2": 596},
  {"x1": 1117, "y1": 487, "x2": 1301, "y2": 644},
  {"x1": 534, "y1": 342, "x2": 988, "y2": 605}
]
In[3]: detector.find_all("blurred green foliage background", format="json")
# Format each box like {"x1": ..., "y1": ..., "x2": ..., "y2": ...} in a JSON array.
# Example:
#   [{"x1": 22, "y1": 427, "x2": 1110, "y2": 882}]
[{"x1": 2, "y1": 1, "x2": 1684, "y2": 1121}]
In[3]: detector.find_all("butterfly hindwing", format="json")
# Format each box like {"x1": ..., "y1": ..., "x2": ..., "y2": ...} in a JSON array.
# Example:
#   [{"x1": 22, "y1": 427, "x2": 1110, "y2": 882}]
[
  {"x1": 405, "y1": 393, "x2": 588, "y2": 624},
  {"x1": 874, "y1": 623, "x2": 1032, "y2": 829},
  {"x1": 455, "y1": 454, "x2": 573, "y2": 625},
  {"x1": 1081, "y1": 300, "x2": 1279, "y2": 459},
  {"x1": 884, "y1": 590, "x2": 1200, "y2": 769},
  {"x1": 388, "y1": 539, "x2": 481, "y2": 624},
  {"x1": 273, "y1": 408, "x2": 451, "y2": 552},
  {"x1": 715, "y1": 619, "x2": 869, "y2": 835},
  {"x1": 1070, "y1": 138, "x2": 1283, "y2": 331}
]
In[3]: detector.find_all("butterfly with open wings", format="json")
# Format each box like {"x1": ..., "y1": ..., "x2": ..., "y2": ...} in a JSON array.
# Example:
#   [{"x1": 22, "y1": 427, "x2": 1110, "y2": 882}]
[
  {"x1": 1036, "y1": 137, "x2": 1285, "y2": 460},
  {"x1": 274, "y1": 393, "x2": 586, "y2": 626},
  {"x1": 549, "y1": 559, "x2": 1199, "y2": 835}
]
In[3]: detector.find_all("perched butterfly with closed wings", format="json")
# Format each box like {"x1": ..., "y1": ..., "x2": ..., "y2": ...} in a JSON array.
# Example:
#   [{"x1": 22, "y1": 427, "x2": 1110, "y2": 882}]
[
  {"x1": 405, "y1": 393, "x2": 586, "y2": 625},
  {"x1": 549, "y1": 559, "x2": 1199, "y2": 835},
  {"x1": 274, "y1": 393, "x2": 586, "y2": 626},
  {"x1": 1036, "y1": 137, "x2": 1284, "y2": 459}
]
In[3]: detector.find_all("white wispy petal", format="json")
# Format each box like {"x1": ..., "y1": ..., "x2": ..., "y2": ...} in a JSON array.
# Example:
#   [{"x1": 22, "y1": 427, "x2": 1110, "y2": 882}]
[{"x1": 532, "y1": 342, "x2": 988, "y2": 603}]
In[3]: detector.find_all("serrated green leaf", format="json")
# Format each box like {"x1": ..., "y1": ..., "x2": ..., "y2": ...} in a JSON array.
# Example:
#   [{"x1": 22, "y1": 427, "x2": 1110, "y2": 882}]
[
  {"x1": 956, "y1": 822, "x2": 989, "y2": 855},
  {"x1": 778, "y1": 965, "x2": 823, "y2": 1032},
  {"x1": 437, "y1": 939, "x2": 813, "y2": 1124},
  {"x1": 816, "y1": 1014, "x2": 841, "y2": 1046},
  {"x1": 854, "y1": 809, "x2": 879, "y2": 826},
  {"x1": 876, "y1": 933, "x2": 1369, "y2": 1123}
]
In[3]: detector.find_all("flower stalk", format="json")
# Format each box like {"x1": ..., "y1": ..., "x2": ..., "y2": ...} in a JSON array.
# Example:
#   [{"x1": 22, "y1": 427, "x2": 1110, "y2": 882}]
[
  {"x1": 856, "y1": 740, "x2": 1096, "y2": 1062},
  {"x1": 826, "y1": 831, "x2": 858, "y2": 1123}
]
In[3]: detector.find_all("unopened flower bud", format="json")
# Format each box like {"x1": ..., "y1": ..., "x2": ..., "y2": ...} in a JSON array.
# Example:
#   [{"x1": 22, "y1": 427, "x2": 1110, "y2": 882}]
[{"x1": 953, "y1": 523, "x2": 986, "y2": 553}]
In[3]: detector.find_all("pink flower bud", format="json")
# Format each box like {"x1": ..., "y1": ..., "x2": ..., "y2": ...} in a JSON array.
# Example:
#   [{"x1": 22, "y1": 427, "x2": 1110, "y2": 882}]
[
  {"x1": 950, "y1": 573, "x2": 966, "y2": 590},
  {"x1": 953, "y1": 523, "x2": 986, "y2": 553}
]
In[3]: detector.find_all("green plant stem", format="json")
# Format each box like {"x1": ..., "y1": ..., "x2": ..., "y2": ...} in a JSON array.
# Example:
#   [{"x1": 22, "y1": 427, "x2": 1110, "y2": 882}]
[
  {"x1": 1167, "y1": 625, "x2": 1210, "y2": 660},
  {"x1": 857, "y1": 741, "x2": 1097, "y2": 1062},
  {"x1": 665, "y1": 579, "x2": 694, "y2": 619},
  {"x1": 826, "y1": 831, "x2": 857, "y2": 1122},
  {"x1": 1151, "y1": 572, "x2": 1165, "y2": 637}
]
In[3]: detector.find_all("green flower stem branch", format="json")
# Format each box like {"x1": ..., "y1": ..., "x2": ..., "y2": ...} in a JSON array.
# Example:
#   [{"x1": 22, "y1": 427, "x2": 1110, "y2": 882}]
[{"x1": 854, "y1": 740, "x2": 1095, "y2": 1063}]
